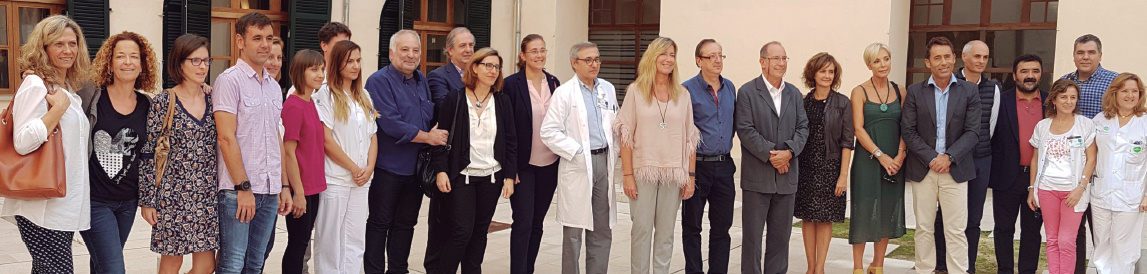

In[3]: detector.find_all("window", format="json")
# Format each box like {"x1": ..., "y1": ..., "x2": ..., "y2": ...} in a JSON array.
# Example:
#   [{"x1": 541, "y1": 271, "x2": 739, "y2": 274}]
[
  {"x1": 908, "y1": 0, "x2": 1057, "y2": 92},
  {"x1": 413, "y1": 0, "x2": 466, "y2": 74},
  {"x1": 0, "y1": 1, "x2": 64, "y2": 94},
  {"x1": 208, "y1": 0, "x2": 287, "y2": 84},
  {"x1": 589, "y1": 0, "x2": 659, "y2": 103}
]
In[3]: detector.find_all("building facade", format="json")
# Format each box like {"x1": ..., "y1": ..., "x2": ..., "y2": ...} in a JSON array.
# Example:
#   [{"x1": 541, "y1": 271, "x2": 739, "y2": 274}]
[{"x1": 2, "y1": 0, "x2": 1144, "y2": 114}]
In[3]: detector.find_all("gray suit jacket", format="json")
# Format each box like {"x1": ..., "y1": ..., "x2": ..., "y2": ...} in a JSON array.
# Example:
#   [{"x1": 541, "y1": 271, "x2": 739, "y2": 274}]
[
  {"x1": 734, "y1": 77, "x2": 809, "y2": 195},
  {"x1": 901, "y1": 78, "x2": 982, "y2": 183}
]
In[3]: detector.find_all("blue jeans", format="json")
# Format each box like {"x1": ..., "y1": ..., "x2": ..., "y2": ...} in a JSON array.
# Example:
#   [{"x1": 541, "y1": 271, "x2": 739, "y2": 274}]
[
  {"x1": 216, "y1": 191, "x2": 279, "y2": 274},
  {"x1": 79, "y1": 199, "x2": 137, "y2": 274}
]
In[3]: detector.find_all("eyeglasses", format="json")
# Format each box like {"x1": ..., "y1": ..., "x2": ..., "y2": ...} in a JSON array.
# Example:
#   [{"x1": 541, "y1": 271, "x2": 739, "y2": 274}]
[
  {"x1": 765, "y1": 56, "x2": 790, "y2": 62},
  {"x1": 526, "y1": 49, "x2": 548, "y2": 56},
  {"x1": 185, "y1": 58, "x2": 213, "y2": 66},
  {"x1": 577, "y1": 57, "x2": 602, "y2": 65},
  {"x1": 700, "y1": 54, "x2": 727, "y2": 61},
  {"x1": 475, "y1": 62, "x2": 502, "y2": 71}
]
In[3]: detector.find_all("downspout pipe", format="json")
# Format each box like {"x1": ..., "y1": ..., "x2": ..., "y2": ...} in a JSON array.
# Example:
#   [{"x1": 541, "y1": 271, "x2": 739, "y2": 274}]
[
  {"x1": 514, "y1": 0, "x2": 522, "y2": 74},
  {"x1": 343, "y1": 0, "x2": 351, "y2": 24}
]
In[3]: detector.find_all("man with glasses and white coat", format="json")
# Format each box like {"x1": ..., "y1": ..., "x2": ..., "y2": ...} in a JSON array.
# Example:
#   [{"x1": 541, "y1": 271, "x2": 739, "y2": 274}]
[{"x1": 540, "y1": 41, "x2": 619, "y2": 274}]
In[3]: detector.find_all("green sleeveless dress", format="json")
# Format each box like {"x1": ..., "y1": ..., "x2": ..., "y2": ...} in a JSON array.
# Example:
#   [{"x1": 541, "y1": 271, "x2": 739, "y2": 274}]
[{"x1": 848, "y1": 83, "x2": 907, "y2": 244}]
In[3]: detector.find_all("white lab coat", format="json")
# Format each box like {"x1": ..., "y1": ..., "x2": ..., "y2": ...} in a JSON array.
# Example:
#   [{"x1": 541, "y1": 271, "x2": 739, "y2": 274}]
[{"x1": 539, "y1": 77, "x2": 619, "y2": 231}]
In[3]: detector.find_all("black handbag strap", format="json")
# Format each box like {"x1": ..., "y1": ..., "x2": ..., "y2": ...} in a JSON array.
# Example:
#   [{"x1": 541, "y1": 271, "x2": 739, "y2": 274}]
[{"x1": 445, "y1": 91, "x2": 465, "y2": 150}]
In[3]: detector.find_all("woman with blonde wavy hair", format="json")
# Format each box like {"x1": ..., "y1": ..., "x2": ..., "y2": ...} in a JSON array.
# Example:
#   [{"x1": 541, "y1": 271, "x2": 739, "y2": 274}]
[
  {"x1": 615, "y1": 36, "x2": 700, "y2": 274},
  {"x1": 2, "y1": 14, "x2": 93, "y2": 273},
  {"x1": 77, "y1": 30, "x2": 160, "y2": 274}
]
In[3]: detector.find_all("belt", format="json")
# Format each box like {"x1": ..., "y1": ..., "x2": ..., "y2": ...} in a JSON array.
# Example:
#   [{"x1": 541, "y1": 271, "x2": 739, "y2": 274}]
[
  {"x1": 1020, "y1": 165, "x2": 1031, "y2": 173},
  {"x1": 591, "y1": 147, "x2": 609, "y2": 155},
  {"x1": 697, "y1": 153, "x2": 730, "y2": 162}
]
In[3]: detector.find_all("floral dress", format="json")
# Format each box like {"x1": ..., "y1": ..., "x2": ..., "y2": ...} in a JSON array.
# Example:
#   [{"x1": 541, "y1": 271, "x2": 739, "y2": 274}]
[{"x1": 138, "y1": 91, "x2": 219, "y2": 256}]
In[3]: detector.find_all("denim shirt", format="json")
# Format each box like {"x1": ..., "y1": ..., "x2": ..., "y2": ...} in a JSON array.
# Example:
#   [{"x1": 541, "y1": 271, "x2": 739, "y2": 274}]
[{"x1": 683, "y1": 73, "x2": 736, "y2": 155}]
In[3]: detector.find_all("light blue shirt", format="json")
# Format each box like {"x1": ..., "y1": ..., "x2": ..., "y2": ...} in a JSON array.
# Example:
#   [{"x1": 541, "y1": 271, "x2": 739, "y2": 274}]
[
  {"x1": 928, "y1": 75, "x2": 958, "y2": 155},
  {"x1": 578, "y1": 78, "x2": 609, "y2": 150}
]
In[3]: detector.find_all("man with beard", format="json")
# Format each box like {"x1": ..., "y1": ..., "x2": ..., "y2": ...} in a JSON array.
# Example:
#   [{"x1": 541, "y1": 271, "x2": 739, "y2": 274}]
[{"x1": 988, "y1": 54, "x2": 1046, "y2": 274}]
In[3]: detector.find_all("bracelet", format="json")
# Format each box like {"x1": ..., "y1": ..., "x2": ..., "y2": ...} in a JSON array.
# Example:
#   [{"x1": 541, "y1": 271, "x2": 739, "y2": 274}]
[
  {"x1": 282, "y1": 185, "x2": 290, "y2": 188},
  {"x1": 623, "y1": 174, "x2": 633, "y2": 177}
]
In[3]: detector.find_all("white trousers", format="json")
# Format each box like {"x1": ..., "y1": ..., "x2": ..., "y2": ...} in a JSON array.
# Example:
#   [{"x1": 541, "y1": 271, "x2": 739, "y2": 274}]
[
  {"x1": 1092, "y1": 206, "x2": 1145, "y2": 274},
  {"x1": 911, "y1": 170, "x2": 969, "y2": 274},
  {"x1": 313, "y1": 183, "x2": 370, "y2": 274}
]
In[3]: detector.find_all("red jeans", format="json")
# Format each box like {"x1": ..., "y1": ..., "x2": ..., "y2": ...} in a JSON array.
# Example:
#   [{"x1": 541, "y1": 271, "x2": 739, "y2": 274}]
[{"x1": 1038, "y1": 190, "x2": 1085, "y2": 274}]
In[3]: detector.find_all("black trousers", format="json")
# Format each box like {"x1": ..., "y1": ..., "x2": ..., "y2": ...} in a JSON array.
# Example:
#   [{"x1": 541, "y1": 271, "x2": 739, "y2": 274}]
[
  {"x1": 424, "y1": 176, "x2": 504, "y2": 274},
  {"x1": 509, "y1": 162, "x2": 559, "y2": 274},
  {"x1": 364, "y1": 169, "x2": 425, "y2": 274},
  {"x1": 681, "y1": 157, "x2": 736, "y2": 274},
  {"x1": 16, "y1": 215, "x2": 75, "y2": 274},
  {"x1": 992, "y1": 180, "x2": 1043, "y2": 274},
  {"x1": 282, "y1": 194, "x2": 320, "y2": 274}
]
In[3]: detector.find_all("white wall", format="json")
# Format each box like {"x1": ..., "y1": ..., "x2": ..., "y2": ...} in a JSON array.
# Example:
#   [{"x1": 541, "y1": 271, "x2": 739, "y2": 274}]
[
  {"x1": 660, "y1": 0, "x2": 907, "y2": 96},
  {"x1": 109, "y1": 0, "x2": 164, "y2": 88},
  {"x1": 334, "y1": 0, "x2": 385, "y2": 75},
  {"x1": 489, "y1": 0, "x2": 588, "y2": 80},
  {"x1": 1053, "y1": 0, "x2": 1147, "y2": 77}
]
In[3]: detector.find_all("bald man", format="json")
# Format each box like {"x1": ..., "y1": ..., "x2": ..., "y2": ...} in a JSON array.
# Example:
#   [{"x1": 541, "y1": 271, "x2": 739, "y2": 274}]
[{"x1": 933, "y1": 40, "x2": 1000, "y2": 274}]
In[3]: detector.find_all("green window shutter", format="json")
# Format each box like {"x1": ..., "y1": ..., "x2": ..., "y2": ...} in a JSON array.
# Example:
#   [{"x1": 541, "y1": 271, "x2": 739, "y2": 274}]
[
  {"x1": 285, "y1": 0, "x2": 331, "y2": 87},
  {"x1": 162, "y1": 0, "x2": 211, "y2": 89},
  {"x1": 378, "y1": 0, "x2": 415, "y2": 68},
  {"x1": 465, "y1": 0, "x2": 491, "y2": 49},
  {"x1": 67, "y1": 0, "x2": 109, "y2": 61}
]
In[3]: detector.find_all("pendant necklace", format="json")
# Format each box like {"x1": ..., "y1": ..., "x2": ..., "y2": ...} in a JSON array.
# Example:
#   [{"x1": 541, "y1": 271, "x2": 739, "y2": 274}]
[
  {"x1": 871, "y1": 77, "x2": 892, "y2": 112},
  {"x1": 656, "y1": 95, "x2": 669, "y2": 129},
  {"x1": 472, "y1": 90, "x2": 492, "y2": 108}
]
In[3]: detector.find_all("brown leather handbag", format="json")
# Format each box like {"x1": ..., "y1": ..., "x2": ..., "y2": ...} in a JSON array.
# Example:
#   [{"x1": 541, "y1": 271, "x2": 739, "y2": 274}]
[
  {"x1": 0, "y1": 100, "x2": 67, "y2": 199},
  {"x1": 152, "y1": 90, "x2": 179, "y2": 187}
]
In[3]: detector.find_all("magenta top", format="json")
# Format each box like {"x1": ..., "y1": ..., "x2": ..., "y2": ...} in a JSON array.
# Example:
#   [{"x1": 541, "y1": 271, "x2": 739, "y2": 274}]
[{"x1": 282, "y1": 95, "x2": 327, "y2": 196}]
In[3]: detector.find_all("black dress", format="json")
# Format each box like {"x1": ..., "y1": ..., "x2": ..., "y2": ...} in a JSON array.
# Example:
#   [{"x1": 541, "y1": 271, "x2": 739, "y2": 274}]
[{"x1": 794, "y1": 96, "x2": 846, "y2": 223}]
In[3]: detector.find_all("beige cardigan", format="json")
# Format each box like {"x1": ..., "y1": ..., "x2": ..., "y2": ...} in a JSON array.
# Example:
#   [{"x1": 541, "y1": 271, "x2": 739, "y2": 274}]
[{"x1": 614, "y1": 84, "x2": 701, "y2": 188}]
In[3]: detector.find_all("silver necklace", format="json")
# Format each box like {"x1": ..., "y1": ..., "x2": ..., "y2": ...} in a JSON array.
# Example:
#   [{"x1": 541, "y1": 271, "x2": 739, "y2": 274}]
[{"x1": 656, "y1": 97, "x2": 668, "y2": 129}]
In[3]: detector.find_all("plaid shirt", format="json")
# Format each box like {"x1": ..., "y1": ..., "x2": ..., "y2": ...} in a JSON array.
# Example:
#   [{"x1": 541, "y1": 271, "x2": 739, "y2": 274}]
[{"x1": 1061, "y1": 64, "x2": 1118, "y2": 119}]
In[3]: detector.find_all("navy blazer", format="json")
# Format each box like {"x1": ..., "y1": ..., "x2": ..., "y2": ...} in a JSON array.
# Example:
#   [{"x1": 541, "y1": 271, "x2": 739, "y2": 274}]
[
  {"x1": 989, "y1": 88, "x2": 1048, "y2": 192},
  {"x1": 504, "y1": 70, "x2": 561, "y2": 172},
  {"x1": 428, "y1": 63, "x2": 465, "y2": 106},
  {"x1": 901, "y1": 78, "x2": 982, "y2": 183}
]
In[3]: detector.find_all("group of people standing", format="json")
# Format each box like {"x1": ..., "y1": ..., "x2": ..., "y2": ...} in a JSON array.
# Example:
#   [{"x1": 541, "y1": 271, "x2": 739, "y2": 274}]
[{"x1": 2, "y1": 10, "x2": 1145, "y2": 274}]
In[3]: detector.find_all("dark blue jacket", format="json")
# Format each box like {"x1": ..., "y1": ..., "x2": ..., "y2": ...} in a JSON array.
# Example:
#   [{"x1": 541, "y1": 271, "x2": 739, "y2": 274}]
[
  {"x1": 428, "y1": 63, "x2": 464, "y2": 106},
  {"x1": 504, "y1": 70, "x2": 561, "y2": 173}
]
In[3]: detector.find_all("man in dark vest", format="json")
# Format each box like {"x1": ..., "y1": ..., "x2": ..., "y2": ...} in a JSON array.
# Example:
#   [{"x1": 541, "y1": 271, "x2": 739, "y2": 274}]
[{"x1": 934, "y1": 40, "x2": 1000, "y2": 273}]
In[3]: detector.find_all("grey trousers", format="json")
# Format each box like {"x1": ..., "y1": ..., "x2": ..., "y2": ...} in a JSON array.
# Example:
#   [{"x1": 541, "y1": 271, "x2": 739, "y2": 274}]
[
  {"x1": 629, "y1": 181, "x2": 682, "y2": 274},
  {"x1": 741, "y1": 191, "x2": 795, "y2": 274},
  {"x1": 562, "y1": 152, "x2": 613, "y2": 274}
]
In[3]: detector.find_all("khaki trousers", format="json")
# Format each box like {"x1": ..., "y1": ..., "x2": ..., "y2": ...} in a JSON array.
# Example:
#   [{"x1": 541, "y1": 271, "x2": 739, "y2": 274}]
[{"x1": 911, "y1": 170, "x2": 969, "y2": 274}]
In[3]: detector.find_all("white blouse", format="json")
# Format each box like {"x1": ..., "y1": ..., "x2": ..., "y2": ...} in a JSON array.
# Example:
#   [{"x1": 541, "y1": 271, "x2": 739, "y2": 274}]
[
  {"x1": 459, "y1": 94, "x2": 500, "y2": 184},
  {"x1": 1029, "y1": 114, "x2": 1095, "y2": 212},
  {"x1": 315, "y1": 85, "x2": 378, "y2": 188},
  {"x1": 1, "y1": 76, "x2": 91, "y2": 231},
  {"x1": 1091, "y1": 114, "x2": 1147, "y2": 212}
]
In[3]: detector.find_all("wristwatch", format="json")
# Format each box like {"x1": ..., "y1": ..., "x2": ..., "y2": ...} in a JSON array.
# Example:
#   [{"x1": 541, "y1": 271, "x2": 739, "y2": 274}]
[
  {"x1": 872, "y1": 149, "x2": 884, "y2": 158},
  {"x1": 235, "y1": 180, "x2": 251, "y2": 191}
]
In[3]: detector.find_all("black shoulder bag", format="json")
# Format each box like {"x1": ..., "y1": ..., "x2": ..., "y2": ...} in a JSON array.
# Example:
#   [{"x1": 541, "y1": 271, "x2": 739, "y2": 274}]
[{"x1": 416, "y1": 93, "x2": 463, "y2": 198}]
